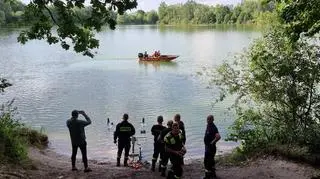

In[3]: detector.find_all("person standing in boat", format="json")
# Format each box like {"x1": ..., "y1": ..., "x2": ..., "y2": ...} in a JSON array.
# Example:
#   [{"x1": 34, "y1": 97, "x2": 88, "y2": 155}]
[
  {"x1": 151, "y1": 115, "x2": 166, "y2": 172},
  {"x1": 114, "y1": 113, "x2": 136, "y2": 167},
  {"x1": 66, "y1": 110, "x2": 92, "y2": 172},
  {"x1": 203, "y1": 115, "x2": 221, "y2": 179},
  {"x1": 144, "y1": 51, "x2": 148, "y2": 58}
]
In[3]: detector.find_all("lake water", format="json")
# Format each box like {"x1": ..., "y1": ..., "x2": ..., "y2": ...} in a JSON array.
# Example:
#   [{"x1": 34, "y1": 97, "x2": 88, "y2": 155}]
[{"x1": 0, "y1": 25, "x2": 260, "y2": 162}]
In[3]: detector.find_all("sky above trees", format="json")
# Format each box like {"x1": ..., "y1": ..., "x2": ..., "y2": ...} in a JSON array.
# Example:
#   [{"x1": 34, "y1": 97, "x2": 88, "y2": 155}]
[{"x1": 19, "y1": 0, "x2": 242, "y2": 11}]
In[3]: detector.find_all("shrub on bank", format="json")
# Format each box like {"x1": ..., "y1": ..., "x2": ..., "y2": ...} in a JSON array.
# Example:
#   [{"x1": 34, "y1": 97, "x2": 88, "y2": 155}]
[
  {"x1": 209, "y1": 22, "x2": 320, "y2": 167},
  {"x1": 0, "y1": 100, "x2": 48, "y2": 164},
  {"x1": 17, "y1": 127, "x2": 48, "y2": 148}
]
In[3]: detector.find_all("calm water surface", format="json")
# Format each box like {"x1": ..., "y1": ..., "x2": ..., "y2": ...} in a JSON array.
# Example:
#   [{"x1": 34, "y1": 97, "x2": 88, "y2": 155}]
[{"x1": 0, "y1": 25, "x2": 260, "y2": 161}]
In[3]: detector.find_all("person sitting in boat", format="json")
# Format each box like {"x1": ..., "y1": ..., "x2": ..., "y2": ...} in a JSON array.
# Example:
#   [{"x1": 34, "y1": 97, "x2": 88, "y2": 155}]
[
  {"x1": 153, "y1": 50, "x2": 160, "y2": 57},
  {"x1": 144, "y1": 51, "x2": 148, "y2": 58}
]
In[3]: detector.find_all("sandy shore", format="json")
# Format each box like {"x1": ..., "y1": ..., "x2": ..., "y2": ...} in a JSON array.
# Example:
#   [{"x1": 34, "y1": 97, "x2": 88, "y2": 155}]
[{"x1": 0, "y1": 147, "x2": 319, "y2": 179}]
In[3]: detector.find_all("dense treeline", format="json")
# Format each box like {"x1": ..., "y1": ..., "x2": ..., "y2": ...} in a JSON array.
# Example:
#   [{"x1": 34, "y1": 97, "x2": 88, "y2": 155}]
[
  {"x1": 117, "y1": 10, "x2": 158, "y2": 25},
  {"x1": 0, "y1": 0, "x2": 25, "y2": 25},
  {"x1": 118, "y1": 0, "x2": 275, "y2": 25},
  {"x1": 1, "y1": 0, "x2": 276, "y2": 26},
  {"x1": 158, "y1": 0, "x2": 275, "y2": 25}
]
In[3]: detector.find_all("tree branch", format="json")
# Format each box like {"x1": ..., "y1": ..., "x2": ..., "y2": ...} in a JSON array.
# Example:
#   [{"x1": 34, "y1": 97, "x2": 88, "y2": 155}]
[{"x1": 44, "y1": 5, "x2": 59, "y2": 26}]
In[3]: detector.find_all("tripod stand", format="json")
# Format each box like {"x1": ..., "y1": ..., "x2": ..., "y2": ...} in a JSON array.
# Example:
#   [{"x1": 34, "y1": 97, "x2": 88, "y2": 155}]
[{"x1": 128, "y1": 136, "x2": 147, "y2": 169}]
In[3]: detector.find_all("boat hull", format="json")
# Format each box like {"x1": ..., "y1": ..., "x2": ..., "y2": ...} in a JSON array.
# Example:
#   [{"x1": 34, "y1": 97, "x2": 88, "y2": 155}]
[{"x1": 139, "y1": 55, "x2": 179, "y2": 62}]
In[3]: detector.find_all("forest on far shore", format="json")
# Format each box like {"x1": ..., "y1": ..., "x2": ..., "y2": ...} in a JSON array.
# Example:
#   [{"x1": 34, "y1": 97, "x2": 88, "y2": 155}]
[{"x1": 0, "y1": 0, "x2": 274, "y2": 26}]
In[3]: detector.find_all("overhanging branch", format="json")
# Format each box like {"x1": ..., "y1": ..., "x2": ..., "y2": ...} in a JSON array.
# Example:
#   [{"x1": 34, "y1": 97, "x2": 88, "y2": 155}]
[{"x1": 44, "y1": 5, "x2": 59, "y2": 26}]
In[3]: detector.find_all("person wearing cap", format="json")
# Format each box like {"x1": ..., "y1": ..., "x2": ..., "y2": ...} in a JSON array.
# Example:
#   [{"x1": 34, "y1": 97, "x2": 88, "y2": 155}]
[
  {"x1": 203, "y1": 115, "x2": 221, "y2": 179},
  {"x1": 150, "y1": 115, "x2": 166, "y2": 172},
  {"x1": 158, "y1": 120, "x2": 174, "y2": 177},
  {"x1": 114, "y1": 113, "x2": 136, "y2": 167},
  {"x1": 66, "y1": 110, "x2": 92, "y2": 172}
]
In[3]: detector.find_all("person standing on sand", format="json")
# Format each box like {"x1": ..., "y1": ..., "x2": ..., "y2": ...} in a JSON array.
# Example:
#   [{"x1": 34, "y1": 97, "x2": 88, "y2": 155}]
[
  {"x1": 114, "y1": 113, "x2": 135, "y2": 167},
  {"x1": 174, "y1": 114, "x2": 186, "y2": 144},
  {"x1": 151, "y1": 115, "x2": 166, "y2": 172},
  {"x1": 159, "y1": 120, "x2": 173, "y2": 177},
  {"x1": 66, "y1": 110, "x2": 92, "y2": 172},
  {"x1": 174, "y1": 113, "x2": 186, "y2": 165},
  {"x1": 164, "y1": 122, "x2": 186, "y2": 179},
  {"x1": 203, "y1": 115, "x2": 221, "y2": 179}
]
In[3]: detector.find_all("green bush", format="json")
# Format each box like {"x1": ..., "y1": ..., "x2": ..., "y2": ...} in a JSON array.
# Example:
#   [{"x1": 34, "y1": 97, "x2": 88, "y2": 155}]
[
  {"x1": 0, "y1": 100, "x2": 27, "y2": 163},
  {"x1": 17, "y1": 127, "x2": 48, "y2": 148},
  {"x1": 209, "y1": 16, "x2": 320, "y2": 165},
  {"x1": 0, "y1": 100, "x2": 48, "y2": 164}
]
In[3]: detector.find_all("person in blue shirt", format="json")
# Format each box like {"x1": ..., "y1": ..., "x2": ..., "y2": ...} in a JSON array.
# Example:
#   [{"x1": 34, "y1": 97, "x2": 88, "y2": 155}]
[
  {"x1": 203, "y1": 115, "x2": 221, "y2": 179},
  {"x1": 66, "y1": 110, "x2": 92, "y2": 172}
]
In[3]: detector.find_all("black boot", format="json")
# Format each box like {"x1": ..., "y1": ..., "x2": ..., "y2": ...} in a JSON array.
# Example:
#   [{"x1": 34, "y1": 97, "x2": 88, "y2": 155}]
[
  {"x1": 166, "y1": 169, "x2": 173, "y2": 179},
  {"x1": 203, "y1": 171, "x2": 213, "y2": 179},
  {"x1": 151, "y1": 160, "x2": 156, "y2": 171},
  {"x1": 116, "y1": 158, "x2": 120, "y2": 167},
  {"x1": 124, "y1": 158, "x2": 128, "y2": 167},
  {"x1": 213, "y1": 170, "x2": 217, "y2": 179},
  {"x1": 160, "y1": 167, "x2": 166, "y2": 177},
  {"x1": 158, "y1": 164, "x2": 162, "y2": 172}
]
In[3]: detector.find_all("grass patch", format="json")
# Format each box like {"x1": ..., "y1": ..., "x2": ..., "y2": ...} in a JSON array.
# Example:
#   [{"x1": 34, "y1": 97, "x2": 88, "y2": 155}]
[
  {"x1": 264, "y1": 144, "x2": 320, "y2": 166},
  {"x1": 218, "y1": 144, "x2": 320, "y2": 167},
  {"x1": 17, "y1": 127, "x2": 48, "y2": 148},
  {"x1": 216, "y1": 148, "x2": 249, "y2": 166}
]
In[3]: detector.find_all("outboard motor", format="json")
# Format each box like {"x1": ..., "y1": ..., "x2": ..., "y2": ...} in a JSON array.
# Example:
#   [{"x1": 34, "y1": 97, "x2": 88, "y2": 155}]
[{"x1": 138, "y1": 53, "x2": 144, "y2": 58}]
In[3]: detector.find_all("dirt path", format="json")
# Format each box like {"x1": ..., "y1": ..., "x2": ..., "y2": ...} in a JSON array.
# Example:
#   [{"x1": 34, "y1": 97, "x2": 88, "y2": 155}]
[{"x1": 0, "y1": 148, "x2": 319, "y2": 179}]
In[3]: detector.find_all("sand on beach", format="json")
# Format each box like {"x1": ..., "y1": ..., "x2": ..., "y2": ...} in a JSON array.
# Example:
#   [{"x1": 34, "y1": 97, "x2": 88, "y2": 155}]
[{"x1": 0, "y1": 147, "x2": 319, "y2": 179}]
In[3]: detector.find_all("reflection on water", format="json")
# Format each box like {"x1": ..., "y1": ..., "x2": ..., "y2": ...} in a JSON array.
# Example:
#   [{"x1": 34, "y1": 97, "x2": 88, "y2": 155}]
[
  {"x1": 0, "y1": 27, "x2": 18, "y2": 37},
  {"x1": 112, "y1": 24, "x2": 259, "y2": 33},
  {"x1": 0, "y1": 25, "x2": 260, "y2": 162},
  {"x1": 138, "y1": 60, "x2": 178, "y2": 71},
  {"x1": 158, "y1": 24, "x2": 259, "y2": 33}
]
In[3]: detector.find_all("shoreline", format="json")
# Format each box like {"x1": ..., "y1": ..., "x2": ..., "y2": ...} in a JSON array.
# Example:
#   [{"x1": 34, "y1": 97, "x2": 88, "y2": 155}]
[
  {"x1": 1, "y1": 147, "x2": 318, "y2": 179},
  {"x1": 47, "y1": 138, "x2": 239, "y2": 163}
]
